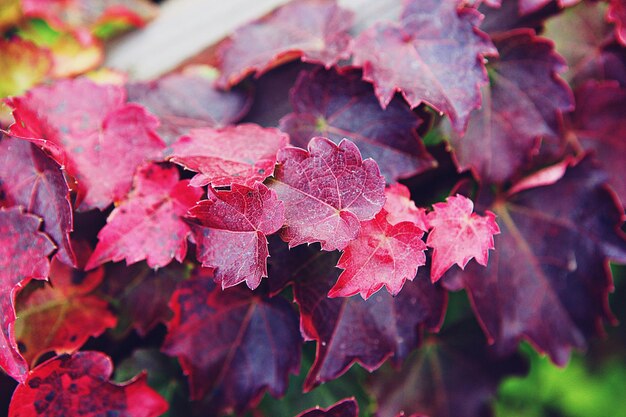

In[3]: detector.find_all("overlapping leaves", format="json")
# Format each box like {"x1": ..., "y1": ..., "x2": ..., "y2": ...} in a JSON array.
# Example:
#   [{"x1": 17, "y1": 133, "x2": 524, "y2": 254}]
[{"x1": 1, "y1": 0, "x2": 626, "y2": 416}]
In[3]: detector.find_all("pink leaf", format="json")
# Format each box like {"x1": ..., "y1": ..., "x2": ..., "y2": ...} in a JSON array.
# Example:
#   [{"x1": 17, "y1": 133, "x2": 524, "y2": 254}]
[
  {"x1": 384, "y1": 183, "x2": 429, "y2": 230},
  {"x1": 426, "y1": 194, "x2": 499, "y2": 282},
  {"x1": 168, "y1": 123, "x2": 288, "y2": 187},
  {"x1": 7, "y1": 78, "x2": 166, "y2": 211},
  {"x1": 87, "y1": 163, "x2": 202, "y2": 270},
  {"x1": 188, "y1": 183, "x2": 284, "y2": 289},
  {"x1": 329, "y1": 210, "x2": 426, "y2": 299},
  {"x1": 267, "y1": 137, "x2": 385, "y2": 251}
]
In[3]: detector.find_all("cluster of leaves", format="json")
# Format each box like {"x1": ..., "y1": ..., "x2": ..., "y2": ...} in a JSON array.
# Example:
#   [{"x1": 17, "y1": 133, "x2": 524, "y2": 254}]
[{"x1": 1, "y1": 0, "x2": 626, "y2": 416}]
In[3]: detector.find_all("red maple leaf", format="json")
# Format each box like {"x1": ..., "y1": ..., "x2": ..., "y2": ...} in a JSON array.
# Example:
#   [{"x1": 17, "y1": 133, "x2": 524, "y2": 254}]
[
  {"x1": 329, "y1": 210, "x2": 427, "y2": 299},
  {"x1": 268, "y1": 137, "x2": 385, "y2": 251},
  {"x1": 7, "y1": 78, "x2": 166, "y2": 211},
  {"x1": 168, "y1": 123, "x2": 288, "y2": 187},
  {"x1": 279, "y1": 68, "x2": 436, "y2": 182},
  {"x1": 0, "y1": 135, "x2": 75, "y2": 266},
  {"x1": 15, "y1": 242, "x2": 116, "y2": 366},
  {"x1": 8, "y1": 351, "x2": 168, "y2": 417},
  {"x1": 86, "y1": 163, "x2": 202, "y2": 270},
  {"x1": 162, "y1": 277, "x2": 301, "y2": 414},
  {"x1": 216, "y1": 0, "x2": 353, "y2": 87},
  {"x1": 352, "y1": 0, "x2": 497, "y2": 133},
  {"x1": 426, "y1": 194, "x2": 500, "y2": 282},
  {"x1": 188, "y1": 182, "x2": 284, "y2": 289},
  {"x1": 0, "y1": 207, "x2": 55, "y2": 383}
]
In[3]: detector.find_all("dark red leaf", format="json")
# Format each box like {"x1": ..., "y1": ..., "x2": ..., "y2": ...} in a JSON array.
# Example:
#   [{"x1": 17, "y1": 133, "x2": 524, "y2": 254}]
[
  {"x1": 0, "y1": 207, "x2": 55, "y2": 383},
  {"x1": 87, "y1": 163, "x2": 202, "y2": 270},
  {"x1": 608, "y1": 0, "x2": 626, "y2": 46},
  {"x1": 329, "y1": 210, "x2": 426, "y2": 299},
  {"x1": 168, "y1": 123, "x2": 288, "y2": 187},
  {"x1": 241, "y1": 61, "x2": 313, "y2": 127},
  {"x1": 295, "y1": 398, "x2": 358, "y2": 417},
  {"x1": 383, "y1": 183, "x2": 429, "y2": 230},
  {"x1": 7, "y1": 78, "x2": 166, "y2": 211},
  {"x1": 14, "y1": 244, "x2": 116, "y2": 366},
  {"x1": 0, "y1": 135, "x2": 75, "y2": 266},
  {"x1": 279, "y1": 68, "x2": 436, "y2": 182},
  {"x1": 566, "y1": 81, "x2": 626, "y2": 205},
  {"x1": 352, "y1": 0, "x2": 497, "y2": 133},
  {"x1": 216, "y1": 0, "x2": 353, "y2": 88},
  {"x1": 267, "y1": 137, "x2": 385, "y2": 251},
  {"x1": 478, "y1": 0, "x2": 560, "y2": 35},
  {"x1": 446, "y1": 30, "x2": 574, "y2": 183},
  {"x1": 188, "y1": 182, "x2": 284, "y2": 289},
  {"x1": 162, "y1": 277, "x2": 301, "y2": 414},
  {"x1": 8, "y1": 351, "x2": 168, "y2": 417},
  {"x1": 369, "y1": 322, "x2": 527, "y2": 417},
  {"x1": 426, "y1": 194, "x2": 499, "y2": 282},
  {"x1": 126, "y1": 70, "x2": 253, "y2": 145},
  {"x1": 444, "y1": 157, "x2": 626, "y2": 365},
  {"x1": 288, "y1": 247, "x2": 445, "y2": 390},
  {"x1": 97, "y1": 261, "x2": 190, "y2": 337}
]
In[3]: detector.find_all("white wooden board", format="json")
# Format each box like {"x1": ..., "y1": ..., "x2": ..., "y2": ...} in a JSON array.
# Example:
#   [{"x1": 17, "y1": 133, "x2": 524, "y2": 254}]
[{"x1": 105, "y1": 0, "x2": 400, "y2": 79}]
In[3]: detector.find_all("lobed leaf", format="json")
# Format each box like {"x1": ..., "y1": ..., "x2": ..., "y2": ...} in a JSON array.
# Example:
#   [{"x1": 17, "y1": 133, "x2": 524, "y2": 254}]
[
  {"x1": 566, "y1": 80, "x2": 626, "y2": 206},
  {"x1": 444, "y1": 157, "x2": 626, "y2": 365},
  {"x1": 87, "y1": 163, "x2": 202, "y2": 270},
  {"x1": 446, "y1": 29, "x2": 574, "y2": 183},
  {"x1": 97, "y1": 261, "x2": 190, "y2": 337},
  {"x1": 162, "y1": 276, "x2": 301, "y2": 414},
  {"x1": 14, "y1": 244, "x2": 116, "y2": 366},
  {"x1": 279, "y1": 247, "x2": 445, "y2": 390},
  {"x1": 427, "y1": 194, "x2": 499, "y2": 282},
  {"x1": 329, "y1": 210, "x2": 427, "y2": 299},
  {"x1": 127, "y1": 71, "x2": 253, "y2": 145},
  {"x1": 188, "y1": 182, "x2": 284, "y2": 289},
  {"x1": 0, "y1": 207, "x2": 55, "y2": 383},
  {"x1": 352, "y1": 0, "x2": 497, "y2": 133},
  {"x1": 267, "y1": 137, "x2": 385, "y2": 251},
  {"x1": 369, "y1": 323, "x2": 528, "y2": 417},
  {"x1": 8, "y1": 351, "x2": 168, "y2": 417},
  {"x1": 383, "y1": 183, "x2": 429, "y2": 230},
  {"x1": 0, "y1": 135, "x2": 75, "y2": 266},
  {"x1": 7, "y1": 78, "x2": 166, "y2": 211},
  {"x1": 216, "y1": 0, "x2": 353, "y2": 87},
  {"x1": 169, "y1": 123, "x2": 288, "y2": 187},
  {"x1": 279, "y1": 68, "x2": 436, "y2": 182}
]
